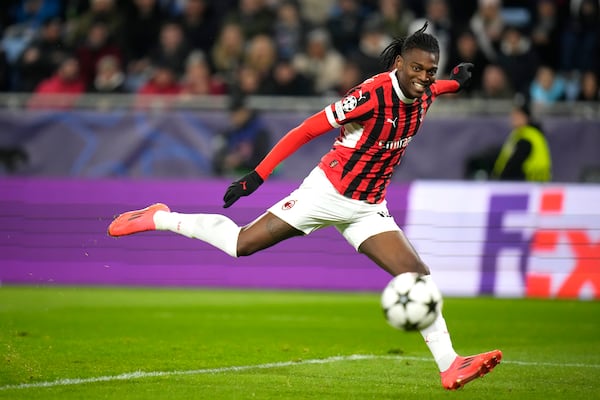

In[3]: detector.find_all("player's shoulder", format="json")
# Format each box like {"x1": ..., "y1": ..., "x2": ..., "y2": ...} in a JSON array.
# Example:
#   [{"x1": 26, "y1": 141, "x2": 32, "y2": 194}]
[
  {"x1": 341, "y1": 72, "x2": 390, "y2": 104},
  {"x1": 354, "y1": 71, "x2": 391, "y2": 92}
]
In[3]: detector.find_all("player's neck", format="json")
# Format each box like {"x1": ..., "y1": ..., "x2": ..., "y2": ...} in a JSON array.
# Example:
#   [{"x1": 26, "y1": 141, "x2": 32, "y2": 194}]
[{"x1": 390, "y1": 70, "x2": 416, "y2": 104}]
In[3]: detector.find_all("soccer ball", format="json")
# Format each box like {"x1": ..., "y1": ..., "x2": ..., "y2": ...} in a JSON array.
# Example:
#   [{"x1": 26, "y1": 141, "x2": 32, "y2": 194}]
[{"x1": 381, "y1": 272, "x2": 443, "y2": 331}]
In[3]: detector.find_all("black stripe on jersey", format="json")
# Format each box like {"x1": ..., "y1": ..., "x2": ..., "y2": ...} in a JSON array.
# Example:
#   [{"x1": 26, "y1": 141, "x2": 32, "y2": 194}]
[
  {"x1": 412, "y1": 86, "x2": 433, "y2": 134},
  {"x1": 377, "y1": 87, "x2": 435, "y2": 201},
  {"x1": 362, "y1": 85, "x2": 401, "y2": 202},
  {"x1": 341, "y1": 87, "x2": 386, "y2": 181},
  {"x1": 367, "y1": 90, "x2": 419, "y2": 203}
]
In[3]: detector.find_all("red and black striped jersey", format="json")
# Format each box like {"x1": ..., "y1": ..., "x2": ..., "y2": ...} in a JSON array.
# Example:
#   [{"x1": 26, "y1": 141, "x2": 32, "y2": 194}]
[{"x1": 319, "y1": 70, "x2": 458, "y2": 204}]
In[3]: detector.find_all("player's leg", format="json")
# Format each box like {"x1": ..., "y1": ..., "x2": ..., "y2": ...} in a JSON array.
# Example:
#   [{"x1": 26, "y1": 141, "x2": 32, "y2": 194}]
[
  {"x1": 356, "y1": 230, "x2": 429, "y2": 276},
  {"x1": 338, "y1": 202, "x2": 501, "y2": 390},
  {"x1": 357, "y1": 230, "x2": 459, "y2": 369},
  {"x1": 108, "y1": 203, "x2": 302, "y2": 257},
  {"x1": 236, "y1": 212, "x2": 304, "y2": 256},
  {"x1": 358, "y1": 231, "x2": 501, "y2": 389},
  {"x1": 107, "y1": 168, "x2": 332, "y2": 256}
]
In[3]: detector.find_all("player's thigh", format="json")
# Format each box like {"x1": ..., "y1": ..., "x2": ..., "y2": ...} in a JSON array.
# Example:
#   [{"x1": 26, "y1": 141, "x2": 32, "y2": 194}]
[
  {"x1": 358, "y1": 230, "x2": 430, "y2": 276},
  {"x1": 237, "y1": 212, "x2": 303, "y2": 256}
]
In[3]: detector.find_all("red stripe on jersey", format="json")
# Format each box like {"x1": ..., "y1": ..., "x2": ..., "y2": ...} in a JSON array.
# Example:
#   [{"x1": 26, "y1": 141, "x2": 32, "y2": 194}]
[{"x1": 319, "y1": 71, "x2": 450, "y2": 203}]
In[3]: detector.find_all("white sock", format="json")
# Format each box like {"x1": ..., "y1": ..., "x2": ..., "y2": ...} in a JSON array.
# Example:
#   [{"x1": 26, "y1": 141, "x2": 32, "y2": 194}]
[
  {"x1": 153, "y1": 211, "x2": 241, "y2": 258},
  {"x1": 419, "y1": 277, "x2": 458, "y2": 372},
  {"x1": 420, "y1": 312, "x2": 458, "y2": 372}
]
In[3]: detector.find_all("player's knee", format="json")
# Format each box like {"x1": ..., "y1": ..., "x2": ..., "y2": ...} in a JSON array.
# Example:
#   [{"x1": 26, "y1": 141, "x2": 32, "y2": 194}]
[
  {"x1": 415, "y1": 260, "x2": 430, "y2": 275},
  {"x1": 399, "y1": 258, "x2": 430, "y2": 275},
  {"x1": 236, "y1": 237, "x2": 259, "y2": 257}
]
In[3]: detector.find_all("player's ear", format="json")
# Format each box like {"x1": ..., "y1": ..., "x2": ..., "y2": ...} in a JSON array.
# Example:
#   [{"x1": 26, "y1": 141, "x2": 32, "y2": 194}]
[{"x1": 395, "y1": 55, "x2": 403, "y2": 70}]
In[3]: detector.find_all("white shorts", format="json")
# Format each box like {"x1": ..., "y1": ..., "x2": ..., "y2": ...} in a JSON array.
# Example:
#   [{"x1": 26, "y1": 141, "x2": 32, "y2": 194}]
[{"x1": 267, "y1": 167, "x2": 401, "y2": 251}]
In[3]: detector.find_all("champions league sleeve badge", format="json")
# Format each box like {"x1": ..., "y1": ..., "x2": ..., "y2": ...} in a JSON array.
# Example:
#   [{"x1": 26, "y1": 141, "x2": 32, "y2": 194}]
[{"x1": 342, "y1": 95, "x2": 358, "y2": 112}]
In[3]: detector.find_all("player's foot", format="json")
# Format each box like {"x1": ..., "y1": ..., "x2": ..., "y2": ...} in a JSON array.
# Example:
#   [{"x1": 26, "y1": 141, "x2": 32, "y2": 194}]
[
  {"x1": 108, "y1": 203, "x2": 170, "y2": 237},
  {"x1": 440, "y1": 349, "x2": 502, "y2": 390}
]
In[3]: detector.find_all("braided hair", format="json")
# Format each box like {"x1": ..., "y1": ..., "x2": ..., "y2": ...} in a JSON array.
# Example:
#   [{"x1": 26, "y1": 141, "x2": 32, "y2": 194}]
[{"x1": 380, "y1": 21, "x2": 440, "y2": 70}]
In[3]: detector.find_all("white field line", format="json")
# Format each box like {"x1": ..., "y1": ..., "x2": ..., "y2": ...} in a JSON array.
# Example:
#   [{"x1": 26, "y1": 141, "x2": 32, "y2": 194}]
[{"x1": 1, "y1": 354, "x2": 599, "y2": 391}]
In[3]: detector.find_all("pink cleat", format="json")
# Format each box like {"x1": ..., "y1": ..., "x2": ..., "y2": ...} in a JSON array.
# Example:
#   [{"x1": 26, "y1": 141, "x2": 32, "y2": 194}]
[
  {"x1": 108, "y1": 203, "x2": 170, "y2": 237},
  {"x1": 440, "y1": 349, "x2": 502, "y2": 390}
]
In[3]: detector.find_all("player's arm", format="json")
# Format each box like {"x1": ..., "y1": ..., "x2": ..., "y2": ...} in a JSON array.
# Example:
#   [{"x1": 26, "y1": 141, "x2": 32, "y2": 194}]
[
  {"x1": 255, "y1": 111, "x2": 333, "y2": 180},
  {"x1": 433, "y1": 63, "x2": 474, "y2": 95},
  {"x1": 223, "y1": 110, "x2": 334, "y2": 208}
]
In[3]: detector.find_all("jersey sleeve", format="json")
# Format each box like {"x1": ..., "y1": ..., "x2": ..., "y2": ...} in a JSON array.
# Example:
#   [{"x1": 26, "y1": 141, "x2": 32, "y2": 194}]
[
  {"x1": 431, "y1": 80, "x2": 460, "y2": 95},
  {"x1": 255, "y1": 110, "x2": 334, "y2": 180},
  {"x1": 324, "y1": 86, "x2": 374, "y2": 128}
]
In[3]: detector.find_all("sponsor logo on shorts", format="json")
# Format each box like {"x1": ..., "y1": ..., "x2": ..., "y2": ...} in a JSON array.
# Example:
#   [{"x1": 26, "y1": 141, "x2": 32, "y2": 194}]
[
  {"x1": 329, "y1": 160, "x2": 338, "y2": 168},
  {"x1": 377, "y1": 211, "x2": 392, "y2": 218},
  {"x1": 282, "y1": 200, "x2": 296, "y2": 210}
]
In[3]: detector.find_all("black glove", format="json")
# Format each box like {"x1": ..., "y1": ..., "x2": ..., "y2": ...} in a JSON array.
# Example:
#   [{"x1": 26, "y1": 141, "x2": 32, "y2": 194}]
[
  {"x1": 450, "y1": 62, "x2": 474, "y2": 90},
  {"x1": 223, "y1": 170, "x2": 264, "y2": 208}
]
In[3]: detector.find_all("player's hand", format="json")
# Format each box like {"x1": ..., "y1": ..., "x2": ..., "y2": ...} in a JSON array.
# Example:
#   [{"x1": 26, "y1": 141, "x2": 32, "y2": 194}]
[
  {"x1": 450, "y1": 62, "x2": 474, "y2": 90},
  {"x1": 223, "y1": 170, "x2": 264, "y2": 208}
]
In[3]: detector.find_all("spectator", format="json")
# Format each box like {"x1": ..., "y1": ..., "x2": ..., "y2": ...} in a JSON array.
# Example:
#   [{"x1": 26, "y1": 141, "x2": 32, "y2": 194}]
[
  {"x1": 66, "y1": 0, "x2": 124, "y2": 47},
  {"x1": 15, "y1": 16, "x2": 70, "y2": 92},
  {"x1": 224, "y1": 0, "x2": 276, "y2": 39},
  {"x1": 560, "y1": 0, "x2": 600, "y2": 73},
  {"x1": 28, "y1": 55, "x2": 86, "y2": 108},
  {"x1": 326, "y1": 0, "x2": 367, "y2": 55},
  {"x1": 261, "y1": 57, "x2": 314, "y2": 96},
  {"x1": 89, "y1": 54, "x2": 126, "y2": 93},
  {"x1": 292, "y1": 28, "x2": 345, "y2": 94},
  {"x1": 348, "y1": 15, "x2": 392, "y2": 82},
  {"x1": 574, "y1": 70, "x2": 600, "y2": 118},
  {"x1": 242, "y1": 34, "x2": 277, "y2": 88},
  {"x1": 61, "y1": 0, "x2": 90, "y2": 19},
  {"x1": 492, "y1": 99, "x2": 552, "y2": 182},
  {"x1": 470, "y1": 0, "x2": 505, "y2": 62},
  {"x1": 135, "y1": 62, "x2": 182, "y2": 109},
  {"x1": 298, "y1": 0, "x2": 336, "y2": 26},
  {"x1": 180, "y1": 50, "x2": 227, "y2": 95},
  {"x1": 446, "y1": 0, "x2": 479, "y2": 25},
  {"x1": 577, "y1": 70, "x2": 599, "y2": 101},
  {"x1": 210, "y1": 22, "x2": 245, "y2": 87},
  {"x1": 137, "y1": 62, "x2": 182, "y2": 95},
  {"x1": 75, "y1": 19, "x2": 123, "y2": 87},
  {"x1": 8, "y1": 0, "x2": 62, "y2": 28},
  {"x1": 408, "y1": 0, "x2": 453, "y2": 77},
  {"x1": 530, "y1": 0, "x2": 561, "y2": 69},
  {"x1": 1, "y1": 0, "x2": 62, "y2": 65},
  {"x1": 176, "y1": 0, "x2": 219, "y2": 56},
  {"x1": 334, "y1": 59, "x2": 363, "y2": 95},
  {"x1": 212, "y1": 96, "x2": 271, "y2": 177},
  {"x1": 497, "y1": 25, "x2": 539, "y2": 95},
  {"x1": 529, "y1": 65, "x2": 566, "y2": 106},
  {"x1": 477, "y1": 63, "x2": 514, "y2": 98},
  {"x1": 234, "y1": 64, "x2": 262, "y2": 96},
  {"x1": 122, "y1": 0, "x2": 165, "y2": 66},
  {"x1": 273, "y1": 0, "x2": 309, "y2": 60},
  {"x1": 374, "y1": 0, "x2": 415, "y2": 39},
  {"x1": 147, "y1": 21, "x2": 191, "y2": 78},
  {"x1": 446, "y1": 29, "x2": 489, "y2": 95}
]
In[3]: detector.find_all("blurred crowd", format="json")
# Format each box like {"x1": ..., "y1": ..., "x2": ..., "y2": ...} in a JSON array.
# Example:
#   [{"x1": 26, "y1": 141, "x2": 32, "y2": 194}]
[{"x1": 0, "y1": 0, "x2": 599, "y2": 106}]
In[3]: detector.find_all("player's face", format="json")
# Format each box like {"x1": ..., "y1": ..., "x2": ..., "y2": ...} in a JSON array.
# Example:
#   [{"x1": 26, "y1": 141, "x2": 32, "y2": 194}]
[{"x1": 394, "y1": 49, "x2": 438, "y2": 99}]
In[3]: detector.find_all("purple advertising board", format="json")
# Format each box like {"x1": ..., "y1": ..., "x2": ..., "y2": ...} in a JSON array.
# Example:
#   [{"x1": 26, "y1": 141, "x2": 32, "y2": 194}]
[{"x1": 0, "y1": 178, "x2": 408, "y2": 291}]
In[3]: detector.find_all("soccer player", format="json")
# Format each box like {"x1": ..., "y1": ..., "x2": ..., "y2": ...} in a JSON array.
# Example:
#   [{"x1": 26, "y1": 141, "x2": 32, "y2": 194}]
[{"x1": 108, "y1": 23, "x2": 502, "y2": 390}]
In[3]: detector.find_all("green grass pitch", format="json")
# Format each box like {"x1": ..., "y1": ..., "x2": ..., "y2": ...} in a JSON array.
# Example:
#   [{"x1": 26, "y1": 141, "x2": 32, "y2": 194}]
[{"x1": 1, "y1": 286, "x2": 599, "y2": 399}]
